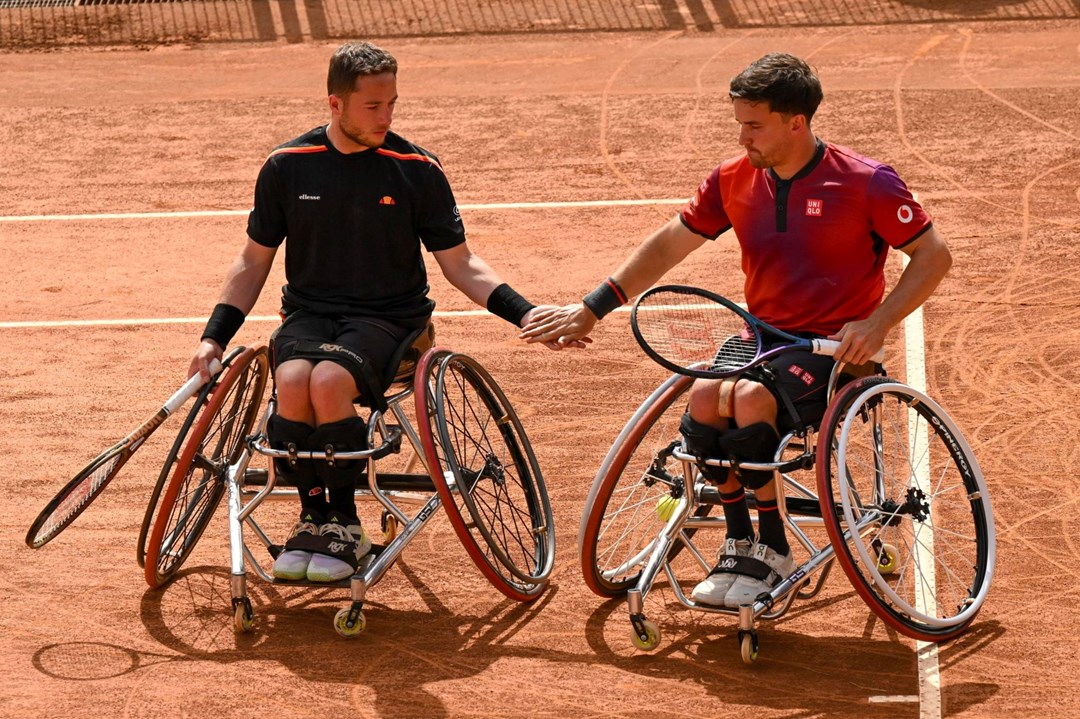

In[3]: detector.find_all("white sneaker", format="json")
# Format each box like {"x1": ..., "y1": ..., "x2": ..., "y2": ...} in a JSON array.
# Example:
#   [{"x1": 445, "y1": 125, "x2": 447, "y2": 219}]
[
  {"x1": 723, "y1": 542, "x2": 795, "y2": 608},
  {"x1": 690, "y1": 537, "x2": 753, "y2": 605},
  {"x1": 272, "y1": 514, "x2": 322, "y2": 580},
  {"x1": 306, "y1": 520, "x2": 373, "y2": 583}
]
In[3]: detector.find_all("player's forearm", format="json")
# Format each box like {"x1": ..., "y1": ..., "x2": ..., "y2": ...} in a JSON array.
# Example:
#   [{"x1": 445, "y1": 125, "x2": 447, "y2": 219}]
[
  {"x1": 217, "y1": 244, "x2": 275, "y2": 315},
  {"x1": 607, "y1": 215, "x2": 703, "y2": 300}
]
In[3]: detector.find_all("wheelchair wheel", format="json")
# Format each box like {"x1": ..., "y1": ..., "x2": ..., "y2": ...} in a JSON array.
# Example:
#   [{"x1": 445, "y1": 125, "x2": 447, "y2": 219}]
[
  {"x1": 144, "y1": 346, "x2": 269, "y2": 588},
  {"x1": 415, "y1": 349, "x2": 554, "y2": 602},
  {"x1": 137, "y1": 347, "x2": 248, "y2": 568},
  {"x1": 817, "y1": 376, "x2": 995, "y2": 641},
  {"x1": 579, "y1": 373, "x2": 713, "y2": 597}
]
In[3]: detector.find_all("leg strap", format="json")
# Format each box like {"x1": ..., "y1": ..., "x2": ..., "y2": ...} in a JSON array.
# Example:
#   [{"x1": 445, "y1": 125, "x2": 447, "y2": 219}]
[
  {"x1": 266, "y1": 415, "x2": 316, "y2": 484},
  {"x1": 717, "y1": 422, "x2": 780, "y2": 490},
  {"x1": 267, "y1": 414, "x2": 325, "y2": 509},
  {"x1": 310, "y1": 416, "x2": 368, "y2": 490},
  {"x1": 717, "y1": 377, "x2": 738, "y2": 418},
  {"x1": 680, "y1": 413, "x2": 726, "y2": 483}
]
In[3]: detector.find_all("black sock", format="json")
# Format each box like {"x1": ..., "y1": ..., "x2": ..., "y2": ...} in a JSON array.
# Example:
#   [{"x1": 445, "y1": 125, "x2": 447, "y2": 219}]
[
  {"x1": 720, "y1": 488, "x2": 755, "y2": 541},
  {"x1": 755, "y1": 498, "x2": 789, "y2": 555},
  {"x1": 266, "y1": 414, "x2": 328, "y2": 517},
  {"x1": 326, "y1": 485, "x2": 359, "y2": 525}
]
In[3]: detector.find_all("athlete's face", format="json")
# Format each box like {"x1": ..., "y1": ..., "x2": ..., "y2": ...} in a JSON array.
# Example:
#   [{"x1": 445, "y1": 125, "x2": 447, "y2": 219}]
[
  {"x1": 330, "y1": 72, "x2": 398, "y2": 151},
  {"x1": 732, "y1": 98, "x2": 803, "y2": 171}
]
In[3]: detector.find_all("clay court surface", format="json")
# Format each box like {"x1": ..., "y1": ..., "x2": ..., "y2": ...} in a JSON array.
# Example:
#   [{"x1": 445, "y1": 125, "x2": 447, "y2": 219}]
[{"x1": 2, "y1": 8, "x2": 1080, "y2": 718}]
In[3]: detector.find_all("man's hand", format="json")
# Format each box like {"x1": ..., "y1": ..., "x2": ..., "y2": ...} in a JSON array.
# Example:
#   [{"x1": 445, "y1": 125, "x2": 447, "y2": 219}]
[
  {"x1": 520, "y1": 304, "x2": 597, "y2": 350},
  {"x1": 829, "y1": 318, "x2": 887, "y2": 365},
  {"x1": 189, "y1": 339, "x2": 224, "y2": 382}
]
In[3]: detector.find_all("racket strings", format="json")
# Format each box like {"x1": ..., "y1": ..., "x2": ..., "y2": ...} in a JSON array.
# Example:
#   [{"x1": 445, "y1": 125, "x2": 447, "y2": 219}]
[
  {"x1": 636, "y1": 294, "x2": 758, "y2": 372},
  {"x1": 36, "y1": 455, "x2": 122, "y2": 543}
]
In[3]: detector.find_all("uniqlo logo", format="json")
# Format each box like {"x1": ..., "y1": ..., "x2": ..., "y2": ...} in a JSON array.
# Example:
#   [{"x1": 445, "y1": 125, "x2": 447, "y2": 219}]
[{"x1": 806, "y1": 198, "x2": 823, "y2": 216}]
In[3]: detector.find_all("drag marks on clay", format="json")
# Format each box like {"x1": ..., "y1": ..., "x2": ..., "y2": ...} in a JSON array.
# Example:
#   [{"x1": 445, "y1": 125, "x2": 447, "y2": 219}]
[
  {"x1": 891, "y1": 28, "x2": 1080, "y2": 640},
  {"x1": 598, "y1": 30, "x2": 684, "y2": 219}
]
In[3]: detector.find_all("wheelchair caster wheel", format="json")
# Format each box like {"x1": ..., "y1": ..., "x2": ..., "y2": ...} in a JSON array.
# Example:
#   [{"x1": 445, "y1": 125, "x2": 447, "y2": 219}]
[
  {"x1": 381, "y1": 510, "x2": 398, "y2": 543},
  {"x1": 233, "y1": 600, "x2": 254, "y2": 634},
  {"x1": 876, "y1": 543, "x2": 898, "y2": 574},
  {"x1": 630, "y1": 619, "x2": 660, "y2": 651},
  {"x1": 334, "y1": 607, "x2": 366, "y2": 638},
  {"x1": 739, "y1": 631, "x2": 759, "y2": 664}
]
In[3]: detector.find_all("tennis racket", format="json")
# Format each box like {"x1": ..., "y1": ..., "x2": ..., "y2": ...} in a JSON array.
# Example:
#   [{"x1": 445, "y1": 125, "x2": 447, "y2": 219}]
[
  {"x1": 25, "y1": 359, "x2": 222, "y2": 549},
  {"x1": 630, "y1": 285, "x2": 884, "y2": 379}
]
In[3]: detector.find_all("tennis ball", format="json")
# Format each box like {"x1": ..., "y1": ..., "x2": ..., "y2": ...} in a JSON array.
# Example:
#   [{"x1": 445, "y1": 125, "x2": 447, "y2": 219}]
[{"x1": 656, "y1": 495, "x2": 679, "y2": 522}]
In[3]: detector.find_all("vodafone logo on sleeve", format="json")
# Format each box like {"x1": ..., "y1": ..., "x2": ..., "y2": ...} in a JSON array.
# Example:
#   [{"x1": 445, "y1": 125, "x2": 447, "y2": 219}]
[{"x1": 897, "y1": 204, "x2": 914, "y2": 223}]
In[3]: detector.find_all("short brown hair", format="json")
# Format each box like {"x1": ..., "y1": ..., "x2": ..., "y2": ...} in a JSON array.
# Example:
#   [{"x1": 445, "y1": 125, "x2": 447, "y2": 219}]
[
  {"x1": 729, "y1": 53, "x2": 823, "y2": 122},
  {"x1": 327, "y1": 42, "x2": 398, "y2": 96}
]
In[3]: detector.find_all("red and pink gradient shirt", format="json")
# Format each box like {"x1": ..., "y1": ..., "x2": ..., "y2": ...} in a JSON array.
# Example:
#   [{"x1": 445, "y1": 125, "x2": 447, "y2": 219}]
[{"x1": 680, "y1": 141, "x2": 931, "y2": 336}]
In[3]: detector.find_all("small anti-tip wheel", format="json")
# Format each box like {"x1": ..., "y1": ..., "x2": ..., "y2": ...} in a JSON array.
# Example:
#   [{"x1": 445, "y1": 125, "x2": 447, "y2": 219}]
[
  {"x1": 381, "y1": 510, "x2": 398, "y2": 543},
  {"x1": 334, "y1": 607, "x2": 366, "y2": 638},
  {"x1": 630, "y1": 619, "x2": 660, "y2": 651},
  {"x1": 739, "y1": 631, "x2": 759, "y2": 664},
  {"x1": 876, "y1": 543, "x2": 898, "y2": 575},
  {"x1": 233, "y1": 601, "x2": 254, "y2": 634}
]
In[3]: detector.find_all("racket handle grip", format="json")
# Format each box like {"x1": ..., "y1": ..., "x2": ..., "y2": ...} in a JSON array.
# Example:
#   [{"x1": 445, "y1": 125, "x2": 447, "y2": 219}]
[
  {"x1": 811, "y1": 339, "x2": 885, "y2": 364},
  {"x1": 165, "y1": 358, "x2": 225, "y2": 414}
]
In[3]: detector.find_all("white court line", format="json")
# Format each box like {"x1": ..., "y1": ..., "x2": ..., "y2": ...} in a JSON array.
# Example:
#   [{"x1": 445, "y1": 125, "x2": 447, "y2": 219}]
[
  {"x1": 901, "y1": 251, "x2": 942, "y2": 719},
  {"x1": 0, "y1": 310, "x2": 490, "y2": 330},
  {"x1": 869, "y1": 696, "x2": 919, "y2": 704},
  {"x1": 0, "y1": 302, "x2": 714, "y2": 330},
  {"x1": 0, "y1": 198, "x2": 688, "y2": 223}
]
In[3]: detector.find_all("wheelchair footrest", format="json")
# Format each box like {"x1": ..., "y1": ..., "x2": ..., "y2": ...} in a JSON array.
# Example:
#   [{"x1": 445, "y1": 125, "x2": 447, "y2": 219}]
[{"x1": 269, "y1": 543, "x2": 386, "y2": 560}]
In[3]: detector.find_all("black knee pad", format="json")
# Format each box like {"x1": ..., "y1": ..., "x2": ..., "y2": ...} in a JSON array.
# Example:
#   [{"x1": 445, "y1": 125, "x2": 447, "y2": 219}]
[
  {"x1": 266, "y1": 414, "x2": 317, "y2": 488},
  {"x1": 717, "y1": 422, "x2": 780, "y2": 489},
  {"x1": 680, "y1": 412, "x2": 727, "y2": 483},
  {"x1": 310, "y1": 416, "x2": 368, "y2": 490}
]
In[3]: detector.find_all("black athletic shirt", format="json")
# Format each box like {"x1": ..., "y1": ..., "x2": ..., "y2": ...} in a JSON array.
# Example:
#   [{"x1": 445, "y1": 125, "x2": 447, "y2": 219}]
[{"x1": 247, "y1": 126, "x2": 467, "y2": 327}]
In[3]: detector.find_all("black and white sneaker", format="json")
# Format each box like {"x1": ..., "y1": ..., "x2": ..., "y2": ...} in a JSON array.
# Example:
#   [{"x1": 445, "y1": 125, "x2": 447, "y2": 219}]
[
  {"x1": 272, "y1": 510, "x2": 324, "y2": 580},
  {"x1": 690, "y1": 538, "x2": 754, "y2": 605},
  {"x1": 305, "y1": 516, "x2": 373, "y2": 583}
]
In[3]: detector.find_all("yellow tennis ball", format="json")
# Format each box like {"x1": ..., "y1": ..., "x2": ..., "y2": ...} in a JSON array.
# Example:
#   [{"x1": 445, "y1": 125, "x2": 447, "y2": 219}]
[{"x1": 656, "y1": 495, "x2": 679, "y2": 522}]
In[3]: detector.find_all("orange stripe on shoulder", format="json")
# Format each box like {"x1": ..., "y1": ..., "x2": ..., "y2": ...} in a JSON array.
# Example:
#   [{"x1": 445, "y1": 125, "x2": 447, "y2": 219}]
[
  {"x1": 267, "y1": 145, "x2": 328, "y2": 158},
  {"x1": 376, "y1": 148, "x2": 443, "y2": 169}
]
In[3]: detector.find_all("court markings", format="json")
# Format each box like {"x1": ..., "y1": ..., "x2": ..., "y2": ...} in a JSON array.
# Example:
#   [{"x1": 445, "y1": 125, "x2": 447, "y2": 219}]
[
  {"x1": 4, "y1": 196, "x2": 940, "y2": 716},
  {"x1": 860, "y1": 249, "x2": 940, "y2": 715},
  {"x1": 0, "y1": 311, "x2": 493, "y2": 330},
  {"x1": 0, "y1": 198, "x2": 688, "y2": 224}
]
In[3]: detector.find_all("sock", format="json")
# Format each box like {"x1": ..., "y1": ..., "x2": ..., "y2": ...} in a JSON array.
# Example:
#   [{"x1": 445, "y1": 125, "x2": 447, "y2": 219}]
[
  {"x1": 755, "y1": 498, "x2": 790, "y2": 555},
  {"x1": 298, "y1": 507, "x2": 325, "y2": 527},
  {"x1": 326, "y1": 485, "x2": 360, "y2": 526},
  {"x1": 720, "y1": 488, "x2": 755, "y2": 541}
]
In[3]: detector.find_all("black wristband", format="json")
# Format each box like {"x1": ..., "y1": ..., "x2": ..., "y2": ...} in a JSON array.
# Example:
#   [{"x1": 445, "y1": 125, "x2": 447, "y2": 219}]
[
  {"x1": 582, "y1": 277, "x2": 628, "y2": 320},
  {"x1": 486, "y1": 283, "x2": 536, "y2": 327},
  {"x1": 201, "y1": 303, "x2": 245, "y2": 349}
]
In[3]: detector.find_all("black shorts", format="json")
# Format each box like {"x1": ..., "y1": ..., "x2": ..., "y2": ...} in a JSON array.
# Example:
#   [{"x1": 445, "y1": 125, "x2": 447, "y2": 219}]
[
  {"x1": 269, "y1": 311, "x2": 417, "y2": 399},
  {"x1": 747, "y1": 349, "x2": 837, "y2": 434}
]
